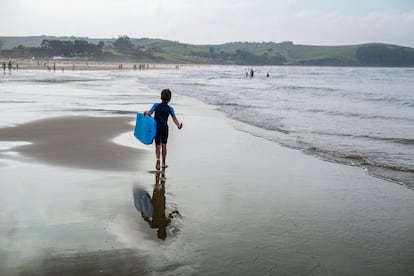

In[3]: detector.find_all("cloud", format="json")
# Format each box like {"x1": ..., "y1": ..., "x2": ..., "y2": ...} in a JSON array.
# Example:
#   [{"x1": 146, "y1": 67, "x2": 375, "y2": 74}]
[{"x1": 1, "y1": 0, "x2": 414, "y2": 46}]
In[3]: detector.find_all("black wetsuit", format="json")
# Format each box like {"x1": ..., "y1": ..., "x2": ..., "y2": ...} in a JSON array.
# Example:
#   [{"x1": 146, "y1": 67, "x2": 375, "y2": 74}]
[{"x1": 150, "y1": 102, "x2": 176, "y2": 145}]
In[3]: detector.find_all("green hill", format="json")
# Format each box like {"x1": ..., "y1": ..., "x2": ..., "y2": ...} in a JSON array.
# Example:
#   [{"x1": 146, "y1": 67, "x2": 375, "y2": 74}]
[{"x1": 1, "y1": 36, "x2": 414, "y2": 66}]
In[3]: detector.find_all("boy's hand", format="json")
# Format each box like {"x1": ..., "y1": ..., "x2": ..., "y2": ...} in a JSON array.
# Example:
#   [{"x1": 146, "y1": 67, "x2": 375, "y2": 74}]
[{"x1": 178, "y1": 123, "x2": 183, "y2": 129}]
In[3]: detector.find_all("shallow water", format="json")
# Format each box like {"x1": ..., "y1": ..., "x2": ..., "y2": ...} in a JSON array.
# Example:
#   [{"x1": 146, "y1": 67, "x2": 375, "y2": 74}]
[
  {"x1": 135, "y1": 66, "x2": 414, "y2": 187},
  {"x1": 1, "y1": 67, "x2": 413, "y2": 186},
  {"x1": 0, "y1": 69, "x2": 413, "y2": 275}
]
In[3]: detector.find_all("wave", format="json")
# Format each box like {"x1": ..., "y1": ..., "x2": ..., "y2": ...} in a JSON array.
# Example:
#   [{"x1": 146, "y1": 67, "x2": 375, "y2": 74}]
[
  {"x1": 224, "y1": 111, "x2": 290, "y2": 134},
  {"x1": 361, "y1": 92, "x2": 414, "y2": 107},
  {"x1": 307, "y1": 130, "x2": 414, "y2": 145},
  {"x1": 356, "y1": 136, "x2": 414, "y2": 145},
  {"x1": 0, "y1": 100, "x2": 38, "y2": 104},
  {"x1": 275, "y1": 85, "x2": 338, "y2": 93},
  {"x1": 304, "y1": 109, "x2": 413, "y2": 122},
  {"x1": 302, "y1": 146, "x2": 414, "y2": 173},
  {"x1": 274, "y1": 85, "x2": 414, "y2": 107},
  {"x1": 60, "y1": 108, "x2": 135, "y2": 115}
]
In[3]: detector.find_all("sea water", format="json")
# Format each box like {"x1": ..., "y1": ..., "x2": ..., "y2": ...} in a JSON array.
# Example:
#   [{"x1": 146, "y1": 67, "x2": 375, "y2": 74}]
[
  {"x1": 1, "y1": 66, "x2": 413, "y2": 186},
  {"x1": 136, "y1": 66, "x2": 414, "y2": 187},
  {"x1": 1, "y1": 67, "x2": 414, "y2": 275}
]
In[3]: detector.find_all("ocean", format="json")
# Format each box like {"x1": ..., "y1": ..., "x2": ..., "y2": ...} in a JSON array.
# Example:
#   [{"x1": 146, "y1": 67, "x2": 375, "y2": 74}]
[
  {"x1": 1, "y1": 66, "x2": 413, "y2": 187},
  {"x1": 1, "y1": 66, "x2": 414, "y2": 275},
  {"x1": 0, "y1": 66, "x2": 414, "y2": 187},
  {"x1": 137, "y1": 65, "x2": 414, "y2": 188}
]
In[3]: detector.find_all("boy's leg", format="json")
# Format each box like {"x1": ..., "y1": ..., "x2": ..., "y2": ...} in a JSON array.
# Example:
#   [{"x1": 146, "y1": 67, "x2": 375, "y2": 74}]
[
  {"x1": 161, "y1": 144, "x2": 168, "y2": 168},
  {"x1": 155, "y1": 145, "x2": 161, "y2": 170}
]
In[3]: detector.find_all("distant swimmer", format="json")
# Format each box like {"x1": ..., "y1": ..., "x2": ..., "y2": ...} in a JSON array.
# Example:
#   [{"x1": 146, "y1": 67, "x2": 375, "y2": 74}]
[{"x1": 266, "y1": 72, "x2": 269, "y2": 78}]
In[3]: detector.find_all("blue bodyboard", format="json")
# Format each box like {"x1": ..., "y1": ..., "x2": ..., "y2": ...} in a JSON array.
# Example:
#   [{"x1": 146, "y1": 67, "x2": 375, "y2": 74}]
[
  {"x1": 134, "y1": 113, "x2": 157, "y2": 145},
  {"x1": 133, "y1": 185, "x2": 154, "y2": 218}
]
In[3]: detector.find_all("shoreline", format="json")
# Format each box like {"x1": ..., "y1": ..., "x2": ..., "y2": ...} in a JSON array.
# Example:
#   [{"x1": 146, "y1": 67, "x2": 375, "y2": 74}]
[
  {"x1": 232, "y1": 121, "x2": 414, "y2": 190},
  {"x1": 0, "y1": 65, "x2": 413, "y2": 275},
  {"x1": 0, "y1": 96, "x2": 413, "y2": 275},
  {"x1": 1, "y1": 59, "x2": 181, "y2": 71}
]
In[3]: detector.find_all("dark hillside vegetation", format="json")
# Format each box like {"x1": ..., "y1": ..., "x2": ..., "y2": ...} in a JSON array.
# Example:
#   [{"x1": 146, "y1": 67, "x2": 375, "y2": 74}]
[{"x1": 1, "y1": 36, "x2": 414, "y2": 66}]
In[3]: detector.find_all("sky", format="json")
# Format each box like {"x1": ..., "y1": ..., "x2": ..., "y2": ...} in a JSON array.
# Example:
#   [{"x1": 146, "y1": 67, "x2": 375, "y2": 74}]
[{"x1": 0, "y1": 0, "x2": 414, "y2": 47}]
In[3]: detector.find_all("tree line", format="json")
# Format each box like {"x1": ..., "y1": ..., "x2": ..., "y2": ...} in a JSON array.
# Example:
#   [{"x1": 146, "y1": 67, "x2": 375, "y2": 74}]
[
  {"x1": 356, "y1": 44, "x2": 414, "y2": 66},
  {"x1": 0, "y1": 36, "x2": 158, "y2": 61},
  {"x1": 1, "y1": 39, "x2": 104, "y2": 59},
  {"x1": 2, "y1": 36, "x2": 414, "y2": 66}
]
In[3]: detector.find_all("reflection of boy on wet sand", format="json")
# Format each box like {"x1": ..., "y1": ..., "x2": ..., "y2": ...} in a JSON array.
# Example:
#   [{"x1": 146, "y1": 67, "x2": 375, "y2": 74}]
[{"x1": 143, "y1": 170, "x2": 180, "y2": 240}]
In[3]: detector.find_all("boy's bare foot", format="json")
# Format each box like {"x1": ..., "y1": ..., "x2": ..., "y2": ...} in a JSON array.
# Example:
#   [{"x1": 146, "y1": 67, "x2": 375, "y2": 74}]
[
  {"x1": 156, "y1": 160, "x2": 160, "y2": 170},
  {"x1": 162, "y1": 164, "x2": 168, "y2": 169}
]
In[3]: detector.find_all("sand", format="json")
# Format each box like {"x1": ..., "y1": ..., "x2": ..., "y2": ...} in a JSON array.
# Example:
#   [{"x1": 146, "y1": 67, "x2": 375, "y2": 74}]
[
  {"x1": 4, "y1": 59, "x2": 178, "y2": 71},
  {"x1": 0, "y1": 116, "x2": 147, "y2": 171},
  {"x1": 0, "y1": 97, "x2": 413, "y2": 275}
]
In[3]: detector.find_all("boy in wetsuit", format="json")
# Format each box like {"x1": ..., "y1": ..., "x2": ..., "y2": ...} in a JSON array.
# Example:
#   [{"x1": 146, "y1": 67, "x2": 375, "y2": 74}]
[{"x1": 144, "y1": 89, "x2": 183, "y2": 170}]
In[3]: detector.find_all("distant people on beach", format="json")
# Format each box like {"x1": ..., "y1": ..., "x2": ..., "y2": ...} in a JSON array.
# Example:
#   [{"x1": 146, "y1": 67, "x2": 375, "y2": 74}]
[
  {"x1": 8, "y1": 61, "x2": 12, "y2": 72},
  {"x1": 250, "y1": 68, "x2": 254, "y2": 78},
  {"x1": 266, "y1": 72, "x2": 269, "y2": 78},
  {"x1": 137, "y1": 64, "x2": 149, "y2": 70},
  {"x1": 144, "y1": 89, "x2": 183, "y2": 171},
  {"x1": 2, "y1": 62, "x2": 6, "y2": 73}
]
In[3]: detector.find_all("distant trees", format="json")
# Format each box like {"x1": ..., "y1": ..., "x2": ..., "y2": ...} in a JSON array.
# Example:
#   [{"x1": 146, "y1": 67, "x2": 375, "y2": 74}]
[
  {"x1": 188, "y1": 47, "x2": 286, "y2": 65},
  {"x1": 356, "y1": 44, "x2": 414, "y2": 66},
  {"x1": 110, "y1": 36, "x2": 158, "y2": 61},
  {"x1": 40, "y1": 39, "x2": 103, "y2": 57},
  {"x1": 113, "y1": 36, "x2": 134, "y2": 52},
  {"x1": 2, "y1": 36, "x2": 414, "y2": 66},
  {"x1": 0, "y1": 39, "x2": 104, "y2": 59}
]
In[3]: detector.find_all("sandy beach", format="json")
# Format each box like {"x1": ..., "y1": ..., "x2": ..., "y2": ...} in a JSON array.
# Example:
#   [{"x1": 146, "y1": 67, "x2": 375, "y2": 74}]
[
  {"x1": 4, "y1": 59, "x2": 178, "y2": 72},
  {"x1": 0, "y1": 91, "x2": 413, "y2": 275},
  {"x1": 0, "y1": 116, "x2": 147, "y2": 171}
]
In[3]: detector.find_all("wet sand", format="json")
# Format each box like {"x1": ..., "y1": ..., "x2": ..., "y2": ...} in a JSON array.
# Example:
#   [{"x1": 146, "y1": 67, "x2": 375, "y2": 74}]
[
  {"x1": 0, "y1": 98, "x2": 413, "y2": 275},
  {"x1": 0, "y1": 116, "x2": 147, "y2": 171}
]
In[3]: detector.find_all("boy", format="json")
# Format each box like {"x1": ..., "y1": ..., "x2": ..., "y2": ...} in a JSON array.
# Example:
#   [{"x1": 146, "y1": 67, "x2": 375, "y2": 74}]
[{"x1": 144, "y1": 89, "x2": 182, "y2": 170}]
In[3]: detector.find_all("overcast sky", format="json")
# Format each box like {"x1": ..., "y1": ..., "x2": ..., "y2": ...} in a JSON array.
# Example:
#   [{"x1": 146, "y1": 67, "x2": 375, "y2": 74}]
[{"x1": 1, "y1": 0, "x2": 413, "y2": 47}]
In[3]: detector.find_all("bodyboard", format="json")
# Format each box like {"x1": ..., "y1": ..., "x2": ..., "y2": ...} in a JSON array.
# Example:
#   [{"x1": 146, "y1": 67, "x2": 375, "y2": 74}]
[
  {"x1": 133, "y1": 185, "x2": 154, "y2": 218},
  {"x1": 134, "y1": 112, "x2": 157, "y2": 145}
]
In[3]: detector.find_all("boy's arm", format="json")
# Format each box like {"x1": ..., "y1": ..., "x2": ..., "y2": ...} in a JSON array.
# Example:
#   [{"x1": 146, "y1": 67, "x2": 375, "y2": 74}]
[
  {"x1": 144, "y1": 103, "x2": 158, "y2": 116},
  {"x1": 169, "y1": 105, "x2": 182, "y2": 129},
  {"x1": 172, "y1": 117, "x2": 183, "y2": 129}
]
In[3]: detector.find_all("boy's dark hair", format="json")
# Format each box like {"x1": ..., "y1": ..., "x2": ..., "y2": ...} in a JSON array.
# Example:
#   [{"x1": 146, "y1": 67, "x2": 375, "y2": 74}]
[{"x1": 161, "y1": 89, "x2": 172, "y2": 102}]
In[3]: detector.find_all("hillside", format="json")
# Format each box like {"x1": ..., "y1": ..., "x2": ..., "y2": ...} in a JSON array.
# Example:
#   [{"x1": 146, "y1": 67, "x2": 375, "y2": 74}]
[{"x1": 1, "y1": 36, "x2": 414, "y2": 66}]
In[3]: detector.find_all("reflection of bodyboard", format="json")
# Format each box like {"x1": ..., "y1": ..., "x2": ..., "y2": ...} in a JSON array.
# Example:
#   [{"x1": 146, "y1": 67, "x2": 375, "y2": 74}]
[
  {"x1": 133, "y1": 186, "x2": 153, "y2": 217},
  {"x1": 134, "y1": 113, "x2": 157, "y2": 145}
]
